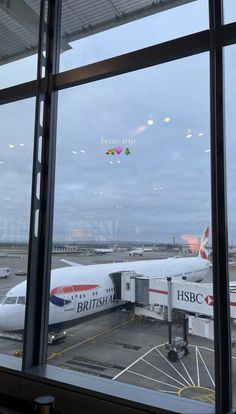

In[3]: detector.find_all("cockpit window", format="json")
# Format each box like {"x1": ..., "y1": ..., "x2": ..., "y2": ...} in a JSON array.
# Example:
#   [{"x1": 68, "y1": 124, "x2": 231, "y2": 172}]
[
  {"x1": 17, "y1": 296, "x2": 25, "y2": 305},
  {"x1": 0, "y1": 295, "x2": 6, "y2": 304},
  {"x1": 3, "y1": 296, "x2": 17, "y2": 305}
]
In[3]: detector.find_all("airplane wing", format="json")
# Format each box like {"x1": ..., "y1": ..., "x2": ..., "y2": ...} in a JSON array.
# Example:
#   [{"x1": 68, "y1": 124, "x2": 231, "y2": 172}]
[{"x1": 60, "y1": 259, "x2": 84, "y2": 267}]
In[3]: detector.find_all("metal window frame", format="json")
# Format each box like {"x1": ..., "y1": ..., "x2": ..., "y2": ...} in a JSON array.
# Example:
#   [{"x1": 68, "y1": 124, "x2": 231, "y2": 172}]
[
  {"x1": 1, "y1": 23, "x2": 236, "y2": 106},
  {"x1": 0, "y1": 1, "x2": 235, "y2": 413},
  {"x1": 209, "y1": 1, "x2": 232, "y2": 413},
  {"x1": 22, "y1": 0, "x2": 61, "y2": 369}
]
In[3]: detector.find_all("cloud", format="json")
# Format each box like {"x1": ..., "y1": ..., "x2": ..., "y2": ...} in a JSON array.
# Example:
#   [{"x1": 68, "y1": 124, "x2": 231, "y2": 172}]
[{"x1": 1, "y1": 4, "x2": 236, "y2": 243}]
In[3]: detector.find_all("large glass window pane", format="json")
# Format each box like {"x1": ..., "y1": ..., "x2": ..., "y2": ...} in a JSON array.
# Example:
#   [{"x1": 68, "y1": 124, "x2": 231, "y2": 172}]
[
  {"x1": 0, "y1": 98, "x2": 35, "y2": 360},
  {"x1": 224, "y1": 0, "x2": 236, "y2": 24},
  {"x1": 48, "y1": 53, "x2": 215, "y2": 409},
  {"x1": 0, "y1": 0, "x2": 40, "y2": 88},
  {"x1": 225, "y1": 44, "x2": 236, "y2": 407},
  {"x1": 60, "y1": 0, "x2": 208, "y2": 72}
]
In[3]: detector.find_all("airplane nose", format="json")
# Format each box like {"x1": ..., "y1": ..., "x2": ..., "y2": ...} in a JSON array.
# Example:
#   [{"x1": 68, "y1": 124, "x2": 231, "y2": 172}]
[
  {"x1": 0, "y1": 304, "x2": 9, "y2": 331},
  {"x1": 0, "y1": 303, "x2": 25, "y2": 332}
]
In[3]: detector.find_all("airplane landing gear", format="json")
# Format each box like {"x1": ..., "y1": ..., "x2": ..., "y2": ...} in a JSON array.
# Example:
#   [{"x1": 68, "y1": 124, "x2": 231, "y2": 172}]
[
  {"x1": 165, "y1": 277, "x2": 189, "y2": 362},
  {"x1": 48, "y1": 331, "x2": 66, "y2": 344}
]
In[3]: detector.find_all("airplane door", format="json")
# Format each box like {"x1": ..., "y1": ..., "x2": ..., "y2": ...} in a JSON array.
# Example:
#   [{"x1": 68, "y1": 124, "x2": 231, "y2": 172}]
[
  {"x1": 109, "y1": 272, "x2": 122, "y2": 300},
  {"x1": 63, "y1": 286, "x2": 76, "y2": 311}
]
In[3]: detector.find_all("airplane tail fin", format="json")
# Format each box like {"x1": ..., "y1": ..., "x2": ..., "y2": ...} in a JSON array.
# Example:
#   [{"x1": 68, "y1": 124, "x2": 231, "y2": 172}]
[{"x1": 198, "y1": 227, "x2": 209, "y2": 260}]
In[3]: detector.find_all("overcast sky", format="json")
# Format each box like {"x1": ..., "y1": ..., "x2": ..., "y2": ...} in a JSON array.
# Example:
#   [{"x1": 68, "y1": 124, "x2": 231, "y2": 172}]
[{"x1": 0, "y1": 0, "x2": 235, "y2": 243}]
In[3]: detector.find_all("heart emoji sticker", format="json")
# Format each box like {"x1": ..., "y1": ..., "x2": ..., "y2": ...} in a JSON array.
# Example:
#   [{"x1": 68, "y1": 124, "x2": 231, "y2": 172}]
[{"x1": 115, "y1": 147, "x2": 123, "y2": 154}]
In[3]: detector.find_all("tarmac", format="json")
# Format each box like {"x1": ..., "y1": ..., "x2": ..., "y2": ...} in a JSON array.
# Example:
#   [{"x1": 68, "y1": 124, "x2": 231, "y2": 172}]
[{"x1": 0, "y1": 247, "x2": 236, "y2": 406}]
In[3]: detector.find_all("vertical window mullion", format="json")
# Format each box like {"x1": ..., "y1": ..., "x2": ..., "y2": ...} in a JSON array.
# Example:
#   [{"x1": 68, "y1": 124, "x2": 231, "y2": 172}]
[
  {"x1": 209, "y1": 0, "x2": 232, "y2": 412},
  {"x1": 22, "y1": 0, "x2": 61, "y2": 370}
]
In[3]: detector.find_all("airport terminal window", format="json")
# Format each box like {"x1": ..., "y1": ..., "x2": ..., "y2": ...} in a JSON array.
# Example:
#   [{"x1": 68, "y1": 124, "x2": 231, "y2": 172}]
[
  {"x1": 49, "y1": 51, "x2": 214, "y2": 408},
  {"x1": 0, "y1": 55, "x2": 38, "y2": 89},
  {"x1": 59, "y1": 0, "x2": 208, "y2": 72},
  {"x1": 224, "y1": 0, "x2": 236, "y2": 24},
  {"x1": 0, "y1": 1, "x2": 236, "y2": 413},
  {"x1": 225, "y1": 44, "x2": 236, "y2": 406},
  {"x1": 0, "y1": 1, "x2": 39, "y2": 88},
  {"x1": 0, "y1": 98, "x2": 34, "y2": 356}
]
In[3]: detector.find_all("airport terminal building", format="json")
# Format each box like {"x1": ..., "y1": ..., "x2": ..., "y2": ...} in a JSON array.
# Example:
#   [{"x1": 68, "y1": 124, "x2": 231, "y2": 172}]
[{"x1": 0, "y1": 0, "x2": 236, "y2": 413}]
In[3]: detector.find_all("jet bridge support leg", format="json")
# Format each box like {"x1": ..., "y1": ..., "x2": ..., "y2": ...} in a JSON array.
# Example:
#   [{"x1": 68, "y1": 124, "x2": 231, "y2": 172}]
[
  {"x1": 183, "y1": 315, "x2": 188, "y2": 344},
  {"x1": 165, "y1": 277, "x2": 189, "y2": 362},
  {"x1": 167, "y1": 277, "x2": 172, "y2": 345}
]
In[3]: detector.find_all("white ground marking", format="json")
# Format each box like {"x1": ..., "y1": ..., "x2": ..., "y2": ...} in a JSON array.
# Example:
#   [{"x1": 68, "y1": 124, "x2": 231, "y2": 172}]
[
  {"x1": 196, "y1": 347, "x2": 215, "y2": 387},
  {"x1": 142, "y1": 358, "x2": 186, "y2": 387},
  {"x1": 127, "y1": 370, "x2": 180, "y2": 390},
  {"x1": 196, "y1": 346, "x2": 200, "y2": 387},
  {"x1": 112, "y1": 344, "x2": 158, "y2": 380},
  {"x1": 155, "y1": 347, "x2": 191, "y2": 387},
  {"x1": 113, "y1": 343, "x2": 217, "y2": 393},
  {"x1": 180, "y1": 359, "x2": 195, "y2": 386}
]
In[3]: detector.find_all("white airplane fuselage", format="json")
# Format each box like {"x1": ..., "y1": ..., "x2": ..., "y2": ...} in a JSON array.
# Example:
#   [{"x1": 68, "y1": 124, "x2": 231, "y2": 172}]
[{"x1": 0, "y1": 256, "x2": 209, "y2": 332}]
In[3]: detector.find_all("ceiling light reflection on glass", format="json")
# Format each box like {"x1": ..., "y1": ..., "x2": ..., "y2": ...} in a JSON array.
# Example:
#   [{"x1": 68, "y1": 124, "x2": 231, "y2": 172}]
[
  {"x1": 9, "y1": 144, "x2": 15, "y2": 149},
  {"x1": 164, "y1": 117, "x2": 171, "y2": 123},
  {"x1": 72, "y1": 150, "x2": 77, "y2": 154},
  {"x1": 204, "y1": 149, "x2": 210, "y2": 153},
  {"x1": 0, "y1": 161, "x2": 3, "y2": 165},
  {"x1": 147, "y1": 119, "x2": 154, "y2": 126},
  {"x1": 135, "y1": 125, "x2": 147, "y2": 134},
  {"x1": 153, "y1": 186, "x2": 164, "y2": 191},
  {"x1": 186, "y1": 134, "x2": 192, "y2": 139},
  {"x1": 19, "y1": 143, "x2": 25, "y2": 147},
  {"x1": 198, "y1": 132, "x2": 204, "y2": 137},
  {"x1": 80, "y1": 149, "x2": 86, "y2": 153}
]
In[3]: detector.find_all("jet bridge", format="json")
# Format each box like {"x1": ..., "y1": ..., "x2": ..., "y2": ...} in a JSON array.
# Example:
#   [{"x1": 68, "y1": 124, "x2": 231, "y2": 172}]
[{"x1": 119, "y1": 271, "x2": 236, "y2": 341}]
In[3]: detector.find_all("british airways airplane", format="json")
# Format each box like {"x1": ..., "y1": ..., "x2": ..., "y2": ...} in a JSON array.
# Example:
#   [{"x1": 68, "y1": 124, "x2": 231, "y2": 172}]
[{"x1": 0, "y1": 228, "x2": 209, "y2": 334}]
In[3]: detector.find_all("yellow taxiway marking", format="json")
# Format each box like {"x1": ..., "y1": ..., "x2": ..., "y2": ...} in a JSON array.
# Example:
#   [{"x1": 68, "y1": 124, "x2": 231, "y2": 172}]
[
  {"x1": 192, "y1": 393, "x2": 215, "y2": 404},
  {"x1": 48, "y1": 316, "x2": 136, "y2": 360},
  {"x1": 178, "y1": 386, "x2": 215, "y2": 404}
]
